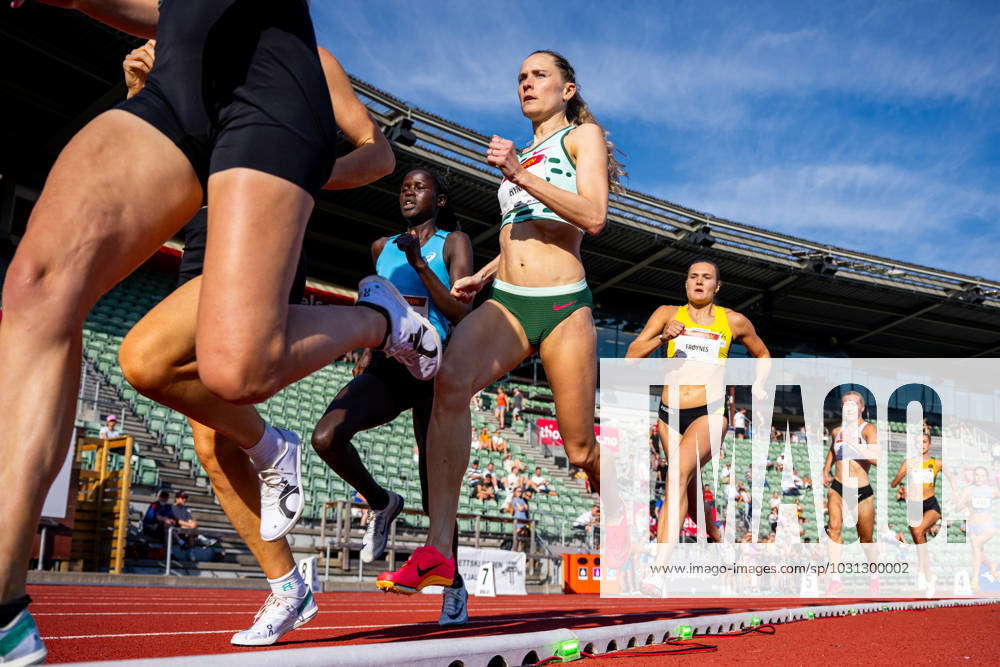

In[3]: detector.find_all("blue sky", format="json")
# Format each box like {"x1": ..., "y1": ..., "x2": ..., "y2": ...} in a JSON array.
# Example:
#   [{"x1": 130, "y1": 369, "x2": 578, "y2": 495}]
[{"x1": 312, "y1": 1, "x2": 1000, "y2": 280}]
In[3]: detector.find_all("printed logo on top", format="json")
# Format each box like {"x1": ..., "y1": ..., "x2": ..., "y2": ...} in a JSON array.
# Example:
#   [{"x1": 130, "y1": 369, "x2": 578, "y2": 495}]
[{"x1": 520, "y1": 154, "x2": 546, "y2": 170}]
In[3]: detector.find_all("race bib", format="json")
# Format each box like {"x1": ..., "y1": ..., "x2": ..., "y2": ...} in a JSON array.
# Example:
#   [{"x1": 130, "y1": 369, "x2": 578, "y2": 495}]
[
  {"x1": 672, "y1": 327, "x2": 722, "y2": 361},
  {"x1": 972, "y1": 495, "x2": 990, "y2": 510},
  {"x1": 915, "y1": 468, "x2": 935, "y2": 485}
]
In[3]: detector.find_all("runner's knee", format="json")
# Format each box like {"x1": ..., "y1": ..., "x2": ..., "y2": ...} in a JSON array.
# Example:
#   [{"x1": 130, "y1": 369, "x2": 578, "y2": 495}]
[
  {"x1": 311, "y1": 409, "x2": 359, "y2": 458},
  {"x1": 120, "y1": 329, "x2": 177, "y2": 396}
]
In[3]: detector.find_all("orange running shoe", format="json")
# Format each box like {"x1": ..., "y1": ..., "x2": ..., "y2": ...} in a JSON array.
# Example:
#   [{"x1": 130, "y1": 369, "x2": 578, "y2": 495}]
[{"x1": 376, "y1": 545, "x2": 454, "y2": 595}]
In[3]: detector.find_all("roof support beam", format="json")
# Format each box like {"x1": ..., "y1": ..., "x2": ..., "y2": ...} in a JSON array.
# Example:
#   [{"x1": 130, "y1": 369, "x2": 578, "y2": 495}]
[
  {"x1": 592, "y1": 245, "x2": 675, "y2": 295},
  {"x1": 736, "y1": 275, "x2": 798, "y2": 311},
  {"x1": 847, "y1": 303, "x2": 943, "y2": 345}
]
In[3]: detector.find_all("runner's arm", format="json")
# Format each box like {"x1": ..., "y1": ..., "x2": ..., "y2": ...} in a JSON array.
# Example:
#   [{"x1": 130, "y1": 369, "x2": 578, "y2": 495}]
[
  {"x1": 15, "y1": 0, "x2": 159, "y2": 38},
  {"x1": 890, "y1": 458, "x2": 908, "y2": 488},
  {"x1": 488, "y1": 123, "x2": 608, "y2": 235},
  {"x1": 625, "y1": 306, "x2": 677, "y2": 358},
  {"x1": 318, "y1": 48, "x2": 394, "y2": 189}
]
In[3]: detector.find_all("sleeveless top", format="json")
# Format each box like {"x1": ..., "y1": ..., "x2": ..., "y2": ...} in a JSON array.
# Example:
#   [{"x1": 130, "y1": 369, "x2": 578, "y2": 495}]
[
  {"x1": 834, "y1": 421, "x2": 873, "y2": 462},
  {"x1": 497, "y1": 125, "x2": 581, "y2": 231},
  {"x1": 914, "y1": 457, "x2": 941, "y2": 489},
  {"x1": 969, "y1": 485, "x2": 994, "y2": 514},
  {"x1": 375, "y1": 230, "x2": 451, "y2": 340},
  {"x1": 666, "y1": 305, "x2": 733, "y2": 362}
]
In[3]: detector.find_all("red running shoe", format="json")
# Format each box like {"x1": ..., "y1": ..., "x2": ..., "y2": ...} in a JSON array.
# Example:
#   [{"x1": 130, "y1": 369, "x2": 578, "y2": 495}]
[{"x1": 376, "y1": 545, "x2": 454, "y2": 595}]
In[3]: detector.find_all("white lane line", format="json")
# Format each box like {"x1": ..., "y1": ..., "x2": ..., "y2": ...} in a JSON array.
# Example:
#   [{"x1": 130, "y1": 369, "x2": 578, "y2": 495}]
[{"x1": 39, "y1": 611, "x2": 677, "y2": 640}]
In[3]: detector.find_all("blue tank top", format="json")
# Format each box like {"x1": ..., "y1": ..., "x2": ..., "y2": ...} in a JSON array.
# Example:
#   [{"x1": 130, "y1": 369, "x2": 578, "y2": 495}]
[{"x1": 375, "y1": 230, "x2": 451, "y2": 340}]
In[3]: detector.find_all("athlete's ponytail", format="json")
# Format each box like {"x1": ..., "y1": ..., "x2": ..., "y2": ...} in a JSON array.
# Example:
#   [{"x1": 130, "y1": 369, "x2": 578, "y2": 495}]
[{"x1": 531, "y1": 50, "x2": 627, "y2": 195}]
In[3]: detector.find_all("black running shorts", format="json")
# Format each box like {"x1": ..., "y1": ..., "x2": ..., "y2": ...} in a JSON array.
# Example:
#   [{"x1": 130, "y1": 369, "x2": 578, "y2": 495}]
[{"x1": 117, "y1": 0, "x2": 337, "y2": 195}]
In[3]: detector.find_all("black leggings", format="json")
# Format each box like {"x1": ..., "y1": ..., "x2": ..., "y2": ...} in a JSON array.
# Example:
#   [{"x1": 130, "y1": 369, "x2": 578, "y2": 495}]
[{"x1": 311, "y1": 353, "x2": 462, "y2": 583}]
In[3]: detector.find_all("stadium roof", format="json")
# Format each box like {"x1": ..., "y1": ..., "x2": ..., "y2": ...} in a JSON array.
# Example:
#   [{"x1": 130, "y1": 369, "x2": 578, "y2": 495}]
[{"x1": 3, "y1": 5, "x2": 1000, "y2": 358}]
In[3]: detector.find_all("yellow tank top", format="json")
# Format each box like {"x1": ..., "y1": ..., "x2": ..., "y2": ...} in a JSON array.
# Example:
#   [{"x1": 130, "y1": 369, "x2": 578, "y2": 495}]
[
  {"x1": 666, "y1": 305, "x2": 733, "y2": 361},
  {"x1": 915, "y1": 457, "x2": 941, "y2": 488}
]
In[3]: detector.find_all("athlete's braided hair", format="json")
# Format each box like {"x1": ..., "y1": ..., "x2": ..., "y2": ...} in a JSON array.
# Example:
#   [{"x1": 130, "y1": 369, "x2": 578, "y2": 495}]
[
  {"x1": 531, "y1": 50, "x2": 626, "y2": 195},
  {"x1": 407, "y1": 168, "x2": 459, "y2": 231}
]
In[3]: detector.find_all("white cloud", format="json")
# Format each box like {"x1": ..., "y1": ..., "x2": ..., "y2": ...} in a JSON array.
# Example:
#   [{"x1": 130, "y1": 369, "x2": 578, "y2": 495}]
[{"x1": 657, "y1": 162, "x2": 1000, "y2": 277}]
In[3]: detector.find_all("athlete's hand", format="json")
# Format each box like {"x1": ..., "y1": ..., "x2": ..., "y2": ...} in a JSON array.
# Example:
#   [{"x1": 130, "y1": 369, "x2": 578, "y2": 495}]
[
  {"x1": 751, "y1": 381, "x2": 768, "y2": 402},
  {"x1": 486, "y1": 135, "x2": 523, "y2": 181},
  {"x1": 451, "y1": 274, "x2": 484, "y2": 303},
  {"x1": 659, "y1": 320, "x2": 685, "y2": 342},
  {"x1": 823, "y1": 471, "x2": 832, "y2": 487},
  {"x1": 353, "y1": 348, "x2": 371, "y2": 377},
  {"x1": 393, "y1": 231, "x2": 426, "y2": 270},
  {"x1": 123, "y1": 40, "x2": 156, "y2": 99}
]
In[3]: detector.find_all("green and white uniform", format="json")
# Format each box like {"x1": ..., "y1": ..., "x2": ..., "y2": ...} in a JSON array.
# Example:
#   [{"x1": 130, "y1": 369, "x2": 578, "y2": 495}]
[{"x1": 491, "y1": 125, "x2": 594, "y2": 348}]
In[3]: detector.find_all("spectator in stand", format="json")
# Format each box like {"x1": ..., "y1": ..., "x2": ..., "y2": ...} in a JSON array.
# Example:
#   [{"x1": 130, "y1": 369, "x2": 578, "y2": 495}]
[
  {"x1": 768, "y1": 507, "x2": 779, "y2": 535},
  {"x1": 502, "y1": 452, "x2": 515, "y2": 474},
  {"x1": 654, "y1": 454, "x2": 668, "y2": 493},
  {"x1": 99, "y1": 415, "x2": 122, "y2": 439},
  {"x1": 471, "y1": 389, "x2": 484, "y2": 411},
  {"x1": 477, "y1": 427, "x2": 492, "y2": 451},
  {"x1": 733, "y1": 408, "x2": 748, "y2": 440},
  {"x1": 351, "y1": 490, "x2": 371, "y2": 528},
  {"x1": 412, "y1": 445, "x2": 420, "y2": 466},
  {"x1": 171, "y1": 491, "x2": 198, "y2": 547},
  {"x1": 573, "y1": 504, "x2": 599, "y2": 537},
  {"x1": 720, "y1": 461, "x2": 732, "y2": 485},
  {"x1": 490, "y1": 429, "x2": 508, "y2": 455},
  {"x1": 142, "y1": 489, "x2": 177, "y2": 543},
  {"x1": 466, "y1": 460, "x2": 483, "y2": 497},
  {"x1": 530, "y1": 466, "x2": 557, "y2": 496},
  {"x1": 505, "y1": 464, "x2": 521, "y2": 494},
  {"x1": 781, "y1": 469, "x2": 801, "y2": 496},
  {"x1": 769, "y1": 491, "x2": 781, "y2": 513},
  {"x1": 470, "y1": 427, "x2": 480, "y2": 451},
  {"x1": 476, "y1": 474, "x2": 497, "y2": 502},
  {"x1": 494, "y1": 387, "x2": 508, "y2": 430},
  {"x1": 485, "y1": 462, "x2": 504, "y2": 491},
  {"x1": 513, "y1": 488, "x2": 533, "y2": 552},
  {"x1": 511, "y1": 387, "x2": 524, "y2": 423}
]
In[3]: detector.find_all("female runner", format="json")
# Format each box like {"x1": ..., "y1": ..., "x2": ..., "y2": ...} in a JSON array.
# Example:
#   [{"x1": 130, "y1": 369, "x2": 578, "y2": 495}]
[
  {"x1": 1, "y1": 2, "x2": 431, "y2": 660},
  {"x1": 376, "y1": 50, "x2": 625, "y2": 592},
  {"x1": 889, "y1": 430, "x2": 949, "y2": 594},
  {"x1": 310, "y1": 168, "x2": 474, "y2": 623},
  {"x1": 956, "y1": 466, "x2": 1000, "y2": 592},
  {"x1": 625, "y1": 261, "x2": 770, "y2": 594},
  {"x1": 822, "y1": 391, "x2": 880, "y2": 594},
  {"x1": 115, "y1": 40, "x2": 396, "y2": 645}
]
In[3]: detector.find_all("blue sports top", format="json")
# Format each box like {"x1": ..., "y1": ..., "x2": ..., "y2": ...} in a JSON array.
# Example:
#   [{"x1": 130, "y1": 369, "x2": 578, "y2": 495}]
[{"x1": 375, "y1": 230, "x2": 452, "y2": 340}]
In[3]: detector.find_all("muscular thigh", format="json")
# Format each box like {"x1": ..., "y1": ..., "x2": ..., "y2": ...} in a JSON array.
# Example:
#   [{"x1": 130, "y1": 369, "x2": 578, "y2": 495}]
[
  {"x1": 437, "y1": 300, "x2": 532, "y2": 395},
  {"x1": 539, "y1": 307, "x2": 597, "y2": 445},
  {"x1": 10, "y1": 110, "x2": 201, "y2": 309}
]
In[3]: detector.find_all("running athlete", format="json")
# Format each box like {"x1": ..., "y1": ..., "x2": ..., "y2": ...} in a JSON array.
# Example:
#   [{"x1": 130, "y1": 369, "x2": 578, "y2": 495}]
[
  {"x1": 822, "y1": 391, "x2": 880, "y2": 594},
  {"x1": 0, "y1": 3, "x2": 433, "y2": 661},
  {"x1": 956, "y1": 466, "x2": 1000, "y2": 592},
  {"x1": 375, "y1": 50, "x2": 625, "y2": 592},
  {"x1": 625, "y1": 261, "x2": 770, "y2": 595},
  {"x1": 310, "y1": 168, "x2": 474, "y2": 624},
  {"x1": 889, "y1": 431, "x2": 949, "y2": 594}
]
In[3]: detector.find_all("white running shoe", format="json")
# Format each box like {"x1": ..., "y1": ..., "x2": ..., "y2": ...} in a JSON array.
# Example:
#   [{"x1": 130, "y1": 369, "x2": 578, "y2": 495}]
[
  {"x1": 0, "y1": 608, "x2": 47, "y2": 666},
  {"x1": 258, "y1": 428, "x2": 304, "y2": 542},
  {"x1": 361, "y1": 491, "x2": 404, "y2": 563},
  {"x1": 438, "y1": 582, "x2": 469, "y2": 626},
  {"x1": 230, "y1": 591, "x2": 318, "y2": 646},
  {"x1": 357, "y1": 275, "x2": 442, "y2": 381}
]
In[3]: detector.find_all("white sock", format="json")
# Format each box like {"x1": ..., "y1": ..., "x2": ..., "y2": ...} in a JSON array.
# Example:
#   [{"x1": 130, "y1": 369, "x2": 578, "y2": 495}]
[
  {"x1": 268, "y1": 566, "x2": 307, "y2": 600},
  {"x1": 246, "y1": 425, "x2": 282, "y2": 471}
]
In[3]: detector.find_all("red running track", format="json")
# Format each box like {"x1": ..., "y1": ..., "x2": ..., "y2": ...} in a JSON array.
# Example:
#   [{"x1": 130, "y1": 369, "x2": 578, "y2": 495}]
[
  {"x1": 27, "y1": 584, "x2": 991, "y2": 664},
  {"x1": 582, "y1": 604, "x2": 1000, "y2": 665}
]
